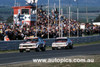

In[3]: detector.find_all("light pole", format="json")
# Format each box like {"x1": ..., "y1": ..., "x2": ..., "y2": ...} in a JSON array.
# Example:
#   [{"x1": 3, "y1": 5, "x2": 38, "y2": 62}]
[
  {"x1": 14, "y1": 0, "x2": 16, "y2": 6},
  {"x1": 69, "y1": 6, "x2": 71, "y2": 38},
  {"x1": 36, "y1": 1, "x2": 38, "y2": 37},
  {"x1": 68, "y1": 0, "x2": 71, "y2": 38},
  {"x1": 74, "y1": 0, "x2": 79, "y2": 21},
  {"x1": 61, "y1": 9, "x2": 63, "y2": 37},
  {"x1": 86, "y1": 0, "x2": 88, "y2": 23},
  {"x1": 66, "y1": 5, "x2": 69, "y2": 19},
  {"x1": 59, "y1": 0, "x2": 61, "y2": 37},
  {"x1": 48, "y1": 0, "x2": 49, "y2": 39},
  {"x1": 74, "y1": 0, "x2": 79, "y2": 37},
  {"x1": 54, "y1": 3, "x2": 56, "y2": 11}
]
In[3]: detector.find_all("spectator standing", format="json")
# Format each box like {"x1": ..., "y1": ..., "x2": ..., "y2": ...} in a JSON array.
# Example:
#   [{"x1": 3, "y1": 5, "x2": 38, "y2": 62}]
[{"x1": 4, "y1": 35, "x2": 10, "y2": 41}]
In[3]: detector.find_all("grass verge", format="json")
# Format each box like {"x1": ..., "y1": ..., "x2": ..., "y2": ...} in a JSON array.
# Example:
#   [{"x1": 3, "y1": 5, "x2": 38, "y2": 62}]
[
  {"x1": 0, "y1": 50, "x2": 18, "y2": 54},
  {"x1": 74, "y1": 40, "x2": 100, "y2": 46}
]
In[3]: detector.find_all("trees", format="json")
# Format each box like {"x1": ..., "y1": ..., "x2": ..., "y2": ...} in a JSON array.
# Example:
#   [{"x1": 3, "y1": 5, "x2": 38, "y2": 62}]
[
  {"x1": 6, "y1": 15, "x2": 13, "y2": 23},
  {"x1": 0, "y1": 16, "x2": 4, "y2": 21},
  {"x1": 94, "y1": 14, "x2": 100, "y2": 22}
]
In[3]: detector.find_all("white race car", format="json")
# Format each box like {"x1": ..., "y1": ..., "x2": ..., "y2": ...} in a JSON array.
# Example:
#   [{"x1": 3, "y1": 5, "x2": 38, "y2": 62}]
[
  {"x1": 19, "y1": 37, "x2": 46, "y2": 52},
  {"x1": 52, "y1": 37, "x2": 73, "y2": 50}
]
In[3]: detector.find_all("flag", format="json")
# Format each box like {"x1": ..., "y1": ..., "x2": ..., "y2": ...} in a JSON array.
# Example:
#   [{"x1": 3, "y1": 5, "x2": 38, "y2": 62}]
[
  {"x1": 18, "y1": 13, "x2": 21, "y2": 21},
  {"x1": 35, "y1": 0, "x2": 38, "y2": 3},
  {"x1": 26, "y1": 0, "x2": 38, "y2": 4},
  {"x1": 26, "y1": 0, "x2": 31, "y2": 4}
]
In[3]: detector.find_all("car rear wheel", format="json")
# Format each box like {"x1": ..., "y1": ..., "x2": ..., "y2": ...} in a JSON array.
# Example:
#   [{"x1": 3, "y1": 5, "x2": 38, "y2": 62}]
[
  {"x1": 19, "y1": 49, "x2": 24, "y2": 53},
  {"x1": 41, "y1": 47, "x2": 46, "y2": 51},
  {"x1": 69, "y1": 45, "x2": 73, "y2": 49}
]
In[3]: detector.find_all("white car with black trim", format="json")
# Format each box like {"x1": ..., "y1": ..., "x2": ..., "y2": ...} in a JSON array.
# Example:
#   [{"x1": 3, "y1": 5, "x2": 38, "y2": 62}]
[
  {"x1": 19, "y1": 37, "x2": 46, "y2": 52},
  {"x1": 52, "y1": 37, "x2": 73, "y2": 50}
]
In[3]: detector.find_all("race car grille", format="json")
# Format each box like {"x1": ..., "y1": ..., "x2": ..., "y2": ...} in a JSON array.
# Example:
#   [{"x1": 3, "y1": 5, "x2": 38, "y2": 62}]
[
  {"x1": 56, "y1": 44, "x2": 63, "y2": 45},
  {"x1": 23, "y1": 45, "x2": 33, "y2": 47}
]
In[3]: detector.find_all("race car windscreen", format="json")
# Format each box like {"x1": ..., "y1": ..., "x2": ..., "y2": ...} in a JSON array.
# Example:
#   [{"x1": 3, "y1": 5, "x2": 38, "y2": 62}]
[
  {"x1": 55, "y1": 39, "x2": 67, "y2": 42},
  {"x1": 26, "y1": 39, "x2": 38, "y2": 42}
]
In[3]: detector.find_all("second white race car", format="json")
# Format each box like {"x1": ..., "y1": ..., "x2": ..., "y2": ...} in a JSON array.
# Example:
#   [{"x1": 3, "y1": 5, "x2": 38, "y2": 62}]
[{"x1": 52, "y1": 37, "x2": 73, "y2": 50}]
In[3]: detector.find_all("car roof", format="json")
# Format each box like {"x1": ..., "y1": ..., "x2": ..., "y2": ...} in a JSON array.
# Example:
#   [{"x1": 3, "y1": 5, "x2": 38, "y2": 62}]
[{"x1": 56, "y1": 37, "x2": 68, "y2": 39}]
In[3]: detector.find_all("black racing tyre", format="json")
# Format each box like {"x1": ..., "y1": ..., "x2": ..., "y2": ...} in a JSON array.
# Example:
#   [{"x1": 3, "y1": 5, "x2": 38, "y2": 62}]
[
  {"x1": 41, "y1": 47, "x2": 46, "y2": 51},
  {"x1": 52, "y1": 47, "x2": 56, "y2": 50},
  {"x1": 19, "y1": 49, "x2": 24, "y2": 53},
  {"x1": 26, "y1": 51, "x2": 30, "y2": 52},
  {"x1": 69, "y1": 45, "x2": 73, "y2": 49},
  {"x1": 65, "y1": 46, "x2": 69, "y2": 49},
  {"x1": 35, "y1": 47, "x2": 40, "y2": 52}
]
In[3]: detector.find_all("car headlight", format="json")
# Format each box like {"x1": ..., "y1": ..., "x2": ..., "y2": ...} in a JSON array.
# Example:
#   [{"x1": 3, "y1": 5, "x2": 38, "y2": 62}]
[
  {"x1": 19, "y1": 45, "x2": 23, "y2": 47},
  {"x1": 52, "y1": 43, "x2": 55, "y2": 46}
]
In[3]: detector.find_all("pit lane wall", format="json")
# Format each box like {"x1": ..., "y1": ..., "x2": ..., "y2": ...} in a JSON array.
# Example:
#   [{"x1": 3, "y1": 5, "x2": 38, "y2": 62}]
[{"x1": 0, "y1": 36, "x2": 100, "y2": 50}]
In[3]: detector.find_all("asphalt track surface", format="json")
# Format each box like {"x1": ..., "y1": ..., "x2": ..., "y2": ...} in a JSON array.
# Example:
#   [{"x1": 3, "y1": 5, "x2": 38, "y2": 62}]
[{"x1": 0, "y1": 44, "x2": 100, "y2": 64}]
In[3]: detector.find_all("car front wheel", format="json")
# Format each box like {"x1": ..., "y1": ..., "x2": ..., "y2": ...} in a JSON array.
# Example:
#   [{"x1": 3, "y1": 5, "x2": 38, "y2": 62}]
[
  {"x1": 52, "y1": 47, "x2": 56, "y2": 50},
  {"x1": 35, "y1": 47, "x2": 40, "y2": 52},
  {"x1": 41, "y1": 47, "x2": 46, "y2": 51}
]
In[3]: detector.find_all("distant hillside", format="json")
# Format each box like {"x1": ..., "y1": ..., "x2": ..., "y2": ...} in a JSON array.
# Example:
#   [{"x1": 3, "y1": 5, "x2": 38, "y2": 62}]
[
  {"x1": 0, "y1": 5, "x2": 100, "y2": 23},
  {"x1": 0, "y1": 0, "x2": 100, "y2": 23},
  {"x1": 0, "y1": 6, "x2": 12, "y2": 20}
]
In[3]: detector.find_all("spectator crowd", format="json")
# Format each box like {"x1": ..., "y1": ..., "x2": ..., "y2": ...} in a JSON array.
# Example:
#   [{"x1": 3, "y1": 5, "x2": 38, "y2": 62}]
[{"x1": 0, "y1": 6, "x2": 100, "y2": 41}]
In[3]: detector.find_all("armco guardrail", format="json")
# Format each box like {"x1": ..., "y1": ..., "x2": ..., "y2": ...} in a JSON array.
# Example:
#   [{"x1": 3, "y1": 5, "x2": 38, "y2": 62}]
[
  {"x1": 0, "y1": 40, "x2": 24, "y2": 50},
  {"x1": 0, "y1": 36, "x2": 100, "y2": 50},
  {"x1": 44, "y1": 35, "x2": 100, "y2": 47}
]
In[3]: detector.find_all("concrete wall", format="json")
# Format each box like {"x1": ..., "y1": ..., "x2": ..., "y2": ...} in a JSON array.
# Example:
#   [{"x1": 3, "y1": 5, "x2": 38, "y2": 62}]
[{"x1": 0, "y1": 36, "x2": 100, "y2": 50}]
